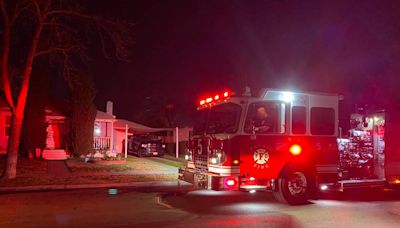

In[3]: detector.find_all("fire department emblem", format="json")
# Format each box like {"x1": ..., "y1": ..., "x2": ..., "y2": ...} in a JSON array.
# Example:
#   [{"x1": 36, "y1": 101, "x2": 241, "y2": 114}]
[{"x1": 253, "y1": 147, "x2": 270, "y2": 169}]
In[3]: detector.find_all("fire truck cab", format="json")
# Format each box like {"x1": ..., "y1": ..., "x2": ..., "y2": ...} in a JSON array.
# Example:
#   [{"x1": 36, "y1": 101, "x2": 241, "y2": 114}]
[{"x1": 179, "y1": 88, "x2": 400, "y2": 205}]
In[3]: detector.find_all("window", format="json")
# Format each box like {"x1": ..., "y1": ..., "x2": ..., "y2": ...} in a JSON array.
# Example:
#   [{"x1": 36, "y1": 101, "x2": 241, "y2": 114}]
[
  {"x1": 193, "y1": 103, "x2": 242, "y2": 135},
  {"x1": 5, "y1": 115, "x2": 11, "y2": 136},
  {"x1": 310, "y1": 107, "x2": 335, "y2": 135},
  {"x1": 244, "y1": 102, "x2": 285, "y2": 134},
  {"x1": 292, "y1": 106, "x2": 306, "y2": 134},
  {"x1": 94, "y1": 121, "x2": 101, "y2": 135}
]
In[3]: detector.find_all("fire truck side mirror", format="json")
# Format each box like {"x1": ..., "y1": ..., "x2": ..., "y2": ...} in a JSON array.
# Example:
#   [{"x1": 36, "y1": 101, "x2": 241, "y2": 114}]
[
  {"x1": 252, "y1": 125, "x2": 256, "y2": 135},
  {"x1": 362, "y1": 116, "x2": 368, "y2": 128}
]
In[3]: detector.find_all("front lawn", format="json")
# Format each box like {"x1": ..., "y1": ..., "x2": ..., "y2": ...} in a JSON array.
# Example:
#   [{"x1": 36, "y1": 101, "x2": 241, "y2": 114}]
[
  {"x1": 0, "y1": 156, "x2": 178, "y2": 187},
  {"x1": 66, "y1": 156, "x2": 172, "y2": 173}
]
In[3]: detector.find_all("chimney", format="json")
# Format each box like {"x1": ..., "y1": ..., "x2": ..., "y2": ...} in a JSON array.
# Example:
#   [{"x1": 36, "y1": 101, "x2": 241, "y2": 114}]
[{"x1": 106, "y1": 101, "x2": 113, "y2": 115}]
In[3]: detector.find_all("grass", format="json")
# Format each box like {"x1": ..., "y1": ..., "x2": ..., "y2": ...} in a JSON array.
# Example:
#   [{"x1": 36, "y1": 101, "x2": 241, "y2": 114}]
[
  {"x1": 149, "y1": 157, "x2": 185, "y2": 168},
  {"x1": 0, "y1": 156, "x2": 178, "y2": 187},
  {"x1": 67, "y1": 156, "x2": 171, "y2": 173}
]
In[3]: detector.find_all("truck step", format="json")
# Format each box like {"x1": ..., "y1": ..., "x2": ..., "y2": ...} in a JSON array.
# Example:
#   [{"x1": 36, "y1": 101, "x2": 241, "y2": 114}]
[{"x1": 338, "y1": 179, "x2": 386, "y2": 190}]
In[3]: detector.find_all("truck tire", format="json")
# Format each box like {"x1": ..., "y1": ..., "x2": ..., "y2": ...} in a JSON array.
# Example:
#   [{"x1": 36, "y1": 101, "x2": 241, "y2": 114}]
[{"x1": 273, "y1": 167, "x2": 315, "y2": 205}]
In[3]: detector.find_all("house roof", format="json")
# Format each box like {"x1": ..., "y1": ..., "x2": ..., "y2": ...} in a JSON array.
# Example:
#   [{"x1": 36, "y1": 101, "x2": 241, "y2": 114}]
[
  {"x1": 114, "y1": 119, "x2": 170, "y2": 133},
  {"x1": 96, "y1": 110, "x2": 116, "y2": 121},
  {"x1": 46, "y1": 99, "x2": 71, "y2": 117}
]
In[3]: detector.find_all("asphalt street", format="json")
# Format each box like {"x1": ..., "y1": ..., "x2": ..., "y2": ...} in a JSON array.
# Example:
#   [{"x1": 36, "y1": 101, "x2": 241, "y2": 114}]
[
  {"x1": 1, "y1": 187, "x2": 400, "y2": 228},
  {"x1": 161, "y1": 188, "x2": 400, "y2": 228},
  {"x1": 1, "y1": 155, "x2": 400, "y2": 228}
]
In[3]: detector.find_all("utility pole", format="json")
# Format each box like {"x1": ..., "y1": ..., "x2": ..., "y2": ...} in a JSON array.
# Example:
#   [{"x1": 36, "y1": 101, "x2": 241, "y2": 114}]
[{"x1": 175, "y1": 127, "x2": 179, "y2": 158}]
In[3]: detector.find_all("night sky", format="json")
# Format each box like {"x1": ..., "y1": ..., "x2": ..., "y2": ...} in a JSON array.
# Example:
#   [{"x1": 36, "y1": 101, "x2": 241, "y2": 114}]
[{"x1": 84, "y1": 0, "x2": 400, "y2": 126}]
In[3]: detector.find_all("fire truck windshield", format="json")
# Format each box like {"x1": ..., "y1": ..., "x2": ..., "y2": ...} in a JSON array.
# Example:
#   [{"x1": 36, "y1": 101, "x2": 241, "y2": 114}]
[{"x1": 193, "y1": 103, "x2": 241, "y2": 135}]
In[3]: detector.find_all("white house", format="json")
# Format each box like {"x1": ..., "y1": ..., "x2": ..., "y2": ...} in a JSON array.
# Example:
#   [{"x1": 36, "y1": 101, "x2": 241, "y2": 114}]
[{"x1": 0, "y1": 97, "x2": 178, "y2": 159}]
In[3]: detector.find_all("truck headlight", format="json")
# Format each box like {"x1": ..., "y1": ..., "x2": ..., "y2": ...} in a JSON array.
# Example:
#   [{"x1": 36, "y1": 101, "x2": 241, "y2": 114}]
[
  {"x1": 209, "y1": 149, "x2": 226, "y2": 164},
  {"x1": 184, "y1": 148, "x2": 193, "y2": 161},
  {"x1": 141, "y1": 144, "x2": 147, "y2": 148},
  {"x1": 162, "y1": 144, "x2": 166, "y2": 148},
  {"x1": 185, "y1": 154, "x2": 192, "y2": 161}
]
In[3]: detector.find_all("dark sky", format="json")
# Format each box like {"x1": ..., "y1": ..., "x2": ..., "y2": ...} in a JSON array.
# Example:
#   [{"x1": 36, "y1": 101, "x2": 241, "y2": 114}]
[{"x1": 85, "y1": 0, "x2": 400, "y2": 125}]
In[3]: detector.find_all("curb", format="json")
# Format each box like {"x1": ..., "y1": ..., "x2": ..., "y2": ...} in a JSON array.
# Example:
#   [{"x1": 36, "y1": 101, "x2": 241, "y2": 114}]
[{"x1": 0, "y1": 180, "x2": 193, "y2": 193}]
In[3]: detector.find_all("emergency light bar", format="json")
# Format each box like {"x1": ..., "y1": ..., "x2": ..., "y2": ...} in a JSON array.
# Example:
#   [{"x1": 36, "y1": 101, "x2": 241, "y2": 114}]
[{"x1": 198, "y1": 90, "x2": 233, "y2": 108}]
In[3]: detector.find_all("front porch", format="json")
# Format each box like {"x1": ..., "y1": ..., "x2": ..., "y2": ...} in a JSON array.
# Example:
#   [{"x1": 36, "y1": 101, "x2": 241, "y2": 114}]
[{"x1": 92, "y1": 110, "x2": 116, "y2": 158}]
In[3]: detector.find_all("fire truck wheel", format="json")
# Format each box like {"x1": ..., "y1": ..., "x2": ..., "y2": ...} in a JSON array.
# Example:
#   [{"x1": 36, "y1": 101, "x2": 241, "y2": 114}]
[{"x1": 273, "y1": 167, "x2": 314, "y2": 205}]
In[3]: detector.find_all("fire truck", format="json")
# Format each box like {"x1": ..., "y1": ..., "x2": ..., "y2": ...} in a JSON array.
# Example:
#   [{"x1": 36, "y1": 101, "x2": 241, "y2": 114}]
[{"x1": 178, "y1": 88, "x2": 400, "y2": 205}]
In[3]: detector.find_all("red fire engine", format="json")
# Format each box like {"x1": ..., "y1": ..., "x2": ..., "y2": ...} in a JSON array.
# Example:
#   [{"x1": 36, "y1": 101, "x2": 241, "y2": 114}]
[{"x1": 178, "y1": 88, "x2": 400, "y2": 205}]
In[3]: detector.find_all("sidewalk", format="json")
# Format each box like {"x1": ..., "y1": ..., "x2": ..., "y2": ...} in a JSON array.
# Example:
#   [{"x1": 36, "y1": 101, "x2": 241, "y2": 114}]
[{"x1": 0, "y1": 180, "x2": 192, "y2": 193}]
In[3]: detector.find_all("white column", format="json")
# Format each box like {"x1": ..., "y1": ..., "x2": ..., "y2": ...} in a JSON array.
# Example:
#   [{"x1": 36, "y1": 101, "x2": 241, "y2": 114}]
[
  {"x1": 110, "y1": 121, "x2": 114, "y2": 153},
  {"x1": 125, "y1": 124, "x2": 128, "y2": 159},
  {"x1": 175, "y1": 127, "x2": 179, "y2": 158}
]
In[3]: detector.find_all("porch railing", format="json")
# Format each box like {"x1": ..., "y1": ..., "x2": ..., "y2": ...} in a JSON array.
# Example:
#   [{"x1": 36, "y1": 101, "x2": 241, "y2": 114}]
[{"x1": 93, "y1": 136, "x2": 111, "y2": 150}]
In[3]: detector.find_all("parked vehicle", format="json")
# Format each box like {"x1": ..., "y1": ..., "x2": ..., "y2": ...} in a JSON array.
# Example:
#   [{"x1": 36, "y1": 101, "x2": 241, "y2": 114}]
[
  {"x1": 127, "y1": 134, "x2": 166, "y2": 157},
  {"x1": 179, "y1": 88, "x2": 400, "y2": 205}
]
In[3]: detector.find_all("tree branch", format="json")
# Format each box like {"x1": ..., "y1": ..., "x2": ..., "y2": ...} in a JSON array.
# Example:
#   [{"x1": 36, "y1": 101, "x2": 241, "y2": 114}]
[
  {"x1": 47, "y1": 9, "x2": 101, "y2": 21},
  {"x1": 11, "y1": 0, "x2": 32, "y2": 23},
  {"x1": 35, "y1": 46, "x2": 77, "y2": 57},
  {"x1": 16, "y1": 0, "x2": 50, "y2": 110},
  {"x1": 46, "y1": 8, "x2": 134, "y2": 61},
  {"x1": 31, "y1": 0, "x2": 41, "y2": 18}
]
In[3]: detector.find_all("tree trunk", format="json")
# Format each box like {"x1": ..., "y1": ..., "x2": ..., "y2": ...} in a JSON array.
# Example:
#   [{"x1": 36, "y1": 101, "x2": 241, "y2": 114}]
[
  {"x1": 1, "y1": 1, "x2": 47, "y2": 180},
  {"x1": 3, "y1": 106, "x2": 24, "y2": 179}
]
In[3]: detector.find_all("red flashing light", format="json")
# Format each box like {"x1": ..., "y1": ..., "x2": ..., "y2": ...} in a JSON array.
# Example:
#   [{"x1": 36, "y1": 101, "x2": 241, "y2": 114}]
[
  {"x1": 198, "y1": 90, "x2": 232, "y2": 107},
  {"x1": 289, "y1": 144, "x2": 302, "y2": 156}
]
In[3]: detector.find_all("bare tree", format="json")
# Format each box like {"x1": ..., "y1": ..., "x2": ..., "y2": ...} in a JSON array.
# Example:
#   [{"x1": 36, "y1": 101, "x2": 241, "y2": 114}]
[{"x1": 0, "y1": 0, "x2": 133, "y2": 179}]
